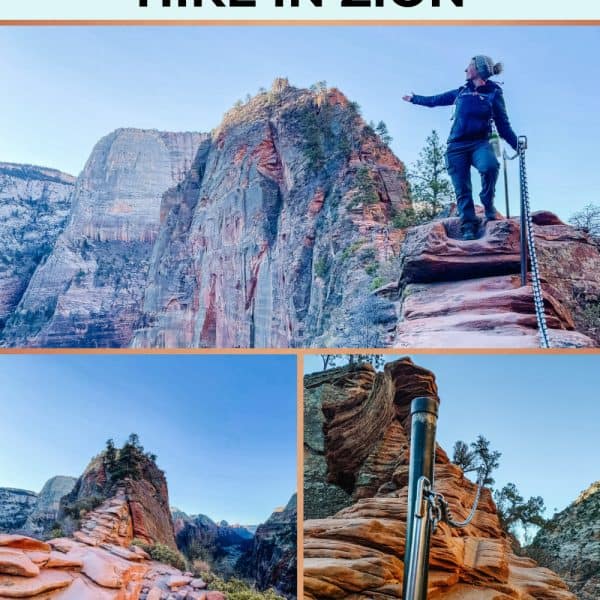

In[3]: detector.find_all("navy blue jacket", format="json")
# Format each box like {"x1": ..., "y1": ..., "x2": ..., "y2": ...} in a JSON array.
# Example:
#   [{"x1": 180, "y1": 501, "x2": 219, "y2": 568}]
[{"x1": 411, "y1": 80, "x2": 518, "y2": 151}]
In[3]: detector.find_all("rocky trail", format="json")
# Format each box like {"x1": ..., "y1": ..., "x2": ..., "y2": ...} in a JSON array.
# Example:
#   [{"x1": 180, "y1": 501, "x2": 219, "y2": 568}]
[
  {"x1": 0, "y1": 478, "x2": 225, "y2": 599},
  {"x1": 381, "y1": 211, "x2": 599, "y2": 347}
]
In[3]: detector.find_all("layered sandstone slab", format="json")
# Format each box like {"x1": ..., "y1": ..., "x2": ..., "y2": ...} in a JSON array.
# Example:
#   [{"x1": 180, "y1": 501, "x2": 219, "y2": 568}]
[
  {"x1": 0, "y1": 531, "x2": 225, "y2": 600},
  {"x1": 388, "y1": 213, "x2": 599, "y2": 347},
  {"x1": 303, "y1": 360, "x2": 576, "y2": 600}
]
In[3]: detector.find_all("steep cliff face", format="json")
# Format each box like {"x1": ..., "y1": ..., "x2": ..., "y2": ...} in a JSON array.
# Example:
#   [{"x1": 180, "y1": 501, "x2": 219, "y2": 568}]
[
  {"x1": 304, "y1": 359, "x2": 576, "y2": 599},
  {"x1": 59, "y1": 450, "x2": 176, "y2": 550},
  {"x1": 22, "y1": 476, "x2": 77, "y2": 538},
  {"x1": 527, "y1": 481, "x2": 600, "y2": 600},
  {"x1": 0, "y1": 489, "x2": 38, "y2": 532},
  {"x1": 2, "y1": 130, "x2": 206, "y2": 347},
  {"x1": 133, "y1": 80, "x2": 409, "y2": 348},
  {"x1": 241, "y1": 495, "x2": 297, "y2": 599},
  {"x1": 0, "y1": 162, "x2": 74, "y2": 337}
]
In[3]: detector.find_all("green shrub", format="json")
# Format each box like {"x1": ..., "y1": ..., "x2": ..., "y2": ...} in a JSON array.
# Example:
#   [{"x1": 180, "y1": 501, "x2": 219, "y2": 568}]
[
  {"x1": 314, "y1": 257, "x2": 330, "y2": 279},
  {"x1": 359, "y1": 247, "x2": 377, "y2": 263},
  {"x1": 349, "y1": 166, "x2": 379, "y2": 208},
  {"x1": 191, "y1": 558, "x2": 212, "y2": 577},
  {"x1": 49, "y1": 524, "x2": 64, "y2": 539},
  {"x1": 392, "y1": 207, "x2": 429, "y2": 229},
  {"x1": 202, "y1": 573, "x2": 285, "y2": 600},
  {"x1": 137, "y1": 542, "x2": 187, "y2": 571},
  {"x1": 341, "y1": 242, "x2": 362, "y2": 261},
  {"x1": 63, "y1": 495, "x2": 105, "y2": 520},
  {"x1": 370, "y1": 276, "x2": 385, "y2": 291},
  {"x1": 581, "y1": 302, "x2": 600, "y2": 329},
  {"x1": 365, "y1": 263, "x2": 378, "y2": 276}
]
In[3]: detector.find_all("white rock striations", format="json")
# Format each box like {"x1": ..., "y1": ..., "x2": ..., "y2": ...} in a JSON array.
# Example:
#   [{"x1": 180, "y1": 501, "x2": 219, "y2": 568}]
[
  {"x1": 0, "y1": 162, "x2": 74, "y2": 334},
  {"x1": 2, "y1": 130, "x2": 207, "y2": 347}
]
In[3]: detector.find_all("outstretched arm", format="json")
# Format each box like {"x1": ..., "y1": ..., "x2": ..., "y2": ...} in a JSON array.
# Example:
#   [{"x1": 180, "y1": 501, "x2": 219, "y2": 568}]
[
  {"x1": 404, "y1": 89, "x2": 460, "y2": 107},
  {"x1": 493, "y1": 88, "x2": 518, "y2": 151}
]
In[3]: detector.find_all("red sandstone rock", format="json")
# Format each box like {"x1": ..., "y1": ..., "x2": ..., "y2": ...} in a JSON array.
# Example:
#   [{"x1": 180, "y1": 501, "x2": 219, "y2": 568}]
[
  {"x1": 388, "y1": 213, "x2": 599, "y2": 347},
  {"x1": 146, "y1": 587, "x2": 162, "y2": 600},
  {"x1": 168, "y1": 574, "x2": 192, "y2": 588},
  {"x1": 304, "y1": 360, "x2": 577, "y2": 599},
  {"x1": 0, "y1": 548, "x2": 40, "y2": 577},
  {"x1": 0, "y1": 528, "x2": 228, "y2": 600},
  {"x1": 46, "y1": 550, "x2": 84, "y2": 570},
  {"x1": 0, "y1": 569, "x2": 72, "y2": 597},
  {"x1": 0, "y1": 535, "x2": 51, "y2": 553}
]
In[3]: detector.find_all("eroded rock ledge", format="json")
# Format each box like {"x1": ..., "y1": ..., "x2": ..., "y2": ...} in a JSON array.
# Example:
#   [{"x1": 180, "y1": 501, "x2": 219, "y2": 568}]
[{"x1": 303, "y1": 359, "x2": 576, "y2": 599}]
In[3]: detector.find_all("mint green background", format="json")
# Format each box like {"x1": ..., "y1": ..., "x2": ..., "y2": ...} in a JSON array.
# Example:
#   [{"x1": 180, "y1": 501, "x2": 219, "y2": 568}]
[{"x1": 1, "y1": 0, "x2": 599, "y2": 21}]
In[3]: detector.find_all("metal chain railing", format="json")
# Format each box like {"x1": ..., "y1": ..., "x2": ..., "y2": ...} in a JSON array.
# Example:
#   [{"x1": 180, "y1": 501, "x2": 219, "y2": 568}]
[
  {"x1": 430, "y1": 469, "x2": 486, "y2": 530},
  {"x1": 504, "y1": 136, "x2": 551, "y2": 349}
]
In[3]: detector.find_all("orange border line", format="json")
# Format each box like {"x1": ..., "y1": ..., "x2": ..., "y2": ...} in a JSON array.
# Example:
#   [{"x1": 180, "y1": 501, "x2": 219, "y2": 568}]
[
  {"x1": 296, "y1": 352, "x2": 304, "y2": 600},
  {"x1": 0, "y1": 347, "x2": 599, "y2": 355},
  {"x1": 0, "y1": 19, "x2": 599, "y2": 26}
]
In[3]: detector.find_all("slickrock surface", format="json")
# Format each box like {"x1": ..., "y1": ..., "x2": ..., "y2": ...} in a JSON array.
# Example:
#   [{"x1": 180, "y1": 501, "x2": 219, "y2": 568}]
[
  {"x1": 303, "y1": 359, "x2": 576, "y2": 599},
  {"x1": 0, "y1": 162, "x2": 74, "y2": 336},
  {"x1": 527, "y1": 480, "x2": 600, "y2": 600},
  {"x1": 0, "y1": 474, "x2": 223, "y2": 598},
  {"x1": 2, "y1": 129, "x2": 206, "y2": 347},
  {"x1": 0, "y1": 532, "x2": 224, "y2": 600},
  {"x1": 387, "y1": 213, "x2": 599, "y2": 347}
]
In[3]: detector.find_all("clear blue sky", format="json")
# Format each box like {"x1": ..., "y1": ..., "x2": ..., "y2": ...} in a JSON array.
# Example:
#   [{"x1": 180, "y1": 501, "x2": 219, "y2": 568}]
[
  {"x1": 1, "y1": 26, "x2": 599, "y2": 222},
  {"x1": 304, "y1": 353, "x2": 599, "y2": 517},
  {"x1": 0, "y1": 354, "x2": 297, "y2": 524}
]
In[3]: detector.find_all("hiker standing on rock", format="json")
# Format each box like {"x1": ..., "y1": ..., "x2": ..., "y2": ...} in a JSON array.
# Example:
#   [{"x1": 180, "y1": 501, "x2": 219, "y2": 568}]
[{"x1": 403, "y1": 55, "x2": 519, "y2": 240}]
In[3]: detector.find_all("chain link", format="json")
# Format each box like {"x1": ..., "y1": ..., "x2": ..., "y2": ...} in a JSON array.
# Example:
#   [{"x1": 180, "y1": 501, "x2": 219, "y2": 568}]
[
  {"x1": 518, "y1": 139, "x2": 551, "y2": 349},
  {"x1": 428, "y1": 470, "x2": 485, "y2": 531}
]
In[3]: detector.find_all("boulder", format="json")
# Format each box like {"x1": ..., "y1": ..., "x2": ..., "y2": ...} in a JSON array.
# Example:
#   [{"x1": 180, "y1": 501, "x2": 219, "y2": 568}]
[{"x1": 0, "y1": 548, "x2": 40, "y2": 577}]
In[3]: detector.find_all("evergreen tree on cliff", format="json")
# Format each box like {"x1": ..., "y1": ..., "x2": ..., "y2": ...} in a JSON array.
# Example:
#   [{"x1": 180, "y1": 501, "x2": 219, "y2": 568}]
[{"x1": 408, "y1": 130, "x2": 455, "y2": 219}]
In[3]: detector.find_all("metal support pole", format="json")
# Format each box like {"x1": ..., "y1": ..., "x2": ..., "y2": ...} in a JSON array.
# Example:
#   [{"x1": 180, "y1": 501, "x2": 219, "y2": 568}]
[
  {"x1": 518, "y1": 136, "x2": 528, "y2": 287},
  {"x1": 403, "y1": 397, "x2": 439, "y2": 600},
  {"x1": 503, "y1": 153, "x2": 510, "y2": 219}
]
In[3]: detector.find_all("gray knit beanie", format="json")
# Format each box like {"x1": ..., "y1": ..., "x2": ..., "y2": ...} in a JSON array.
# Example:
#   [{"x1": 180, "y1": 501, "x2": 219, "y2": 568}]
[{"x1": 473, "y1": 55, "x2": 504, "y2": 80}]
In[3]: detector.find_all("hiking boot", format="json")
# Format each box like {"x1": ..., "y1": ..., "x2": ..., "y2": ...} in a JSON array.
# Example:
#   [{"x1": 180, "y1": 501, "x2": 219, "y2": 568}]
[{"x1": 461, "y1": 224, "x2": 477, "y2": 241}]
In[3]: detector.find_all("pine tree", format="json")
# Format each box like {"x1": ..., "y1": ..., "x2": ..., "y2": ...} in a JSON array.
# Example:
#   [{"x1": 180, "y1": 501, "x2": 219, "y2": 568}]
[
  {"x1": 319, "y1": 354, "x2": 385, "y2": 371},
  {"x1": 375, "y1": 121, "x2": 393, "y2": 146},
  {"x1": 104, "y1": 438, "x2": 117, "y2": 473},
  {"x1": 408, "y1": 130, "x2": 455, "y2": 218},
  {"x1": 452, "y1": 435, "x2": 501, "y2": 485},
  {"x1": 494, "y1": 483, "x2": 546, "y2": 539}
]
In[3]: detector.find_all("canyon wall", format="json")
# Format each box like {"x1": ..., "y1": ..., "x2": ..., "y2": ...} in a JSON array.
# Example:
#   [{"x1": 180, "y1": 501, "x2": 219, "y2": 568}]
[{"x1": 0, "y1": 162, "x2": 74, "y2": 337}]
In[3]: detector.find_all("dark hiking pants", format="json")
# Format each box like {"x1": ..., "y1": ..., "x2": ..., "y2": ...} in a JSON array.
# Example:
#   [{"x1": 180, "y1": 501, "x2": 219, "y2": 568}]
[{"x1": 446, "y1": 139, "x2": 500, "y2": 228}]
